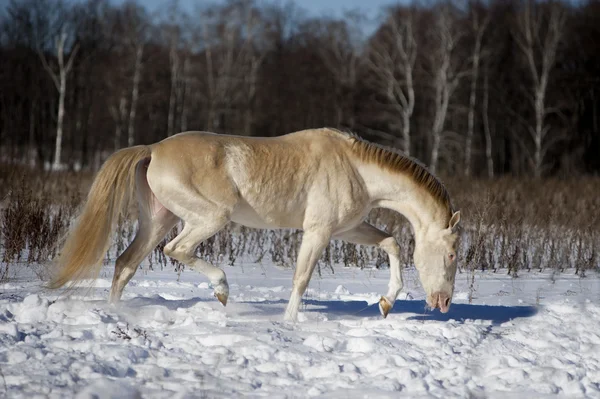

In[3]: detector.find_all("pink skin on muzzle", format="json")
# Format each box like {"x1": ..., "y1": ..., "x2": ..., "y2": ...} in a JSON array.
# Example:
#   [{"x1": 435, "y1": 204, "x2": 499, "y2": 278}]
[{"x1": 428, "y1": 292, "x2": 451, "y2": 313}]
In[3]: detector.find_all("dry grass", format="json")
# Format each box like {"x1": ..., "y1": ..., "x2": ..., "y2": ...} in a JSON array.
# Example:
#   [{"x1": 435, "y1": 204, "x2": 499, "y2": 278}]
[
  {"x1": 0, "y1": 165, "x2": 85, "y2": 280},
  {"x1": 451, "y1": 177, "x2": 600, "y2": 276},
  {"x1": 1, "y1": 163, "x2": 598, "y2": 283}
]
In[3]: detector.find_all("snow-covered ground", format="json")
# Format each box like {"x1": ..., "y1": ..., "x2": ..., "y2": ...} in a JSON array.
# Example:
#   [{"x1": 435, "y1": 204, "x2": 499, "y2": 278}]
[{"x1": 1, "y1": 261, "x2": 599, "y2": 398}]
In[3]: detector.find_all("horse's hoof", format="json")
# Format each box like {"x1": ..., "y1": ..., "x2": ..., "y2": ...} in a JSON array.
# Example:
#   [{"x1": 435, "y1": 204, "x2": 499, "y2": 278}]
[
  {"x1": 379, "y1": 296, "x2": 392, "y2": 318},
  {"x1": 215, "y1": 292, "x2": 228, "y2": 306},
  {"x1": 213, "y1": 281, "x2": 229, "y2": 307}
]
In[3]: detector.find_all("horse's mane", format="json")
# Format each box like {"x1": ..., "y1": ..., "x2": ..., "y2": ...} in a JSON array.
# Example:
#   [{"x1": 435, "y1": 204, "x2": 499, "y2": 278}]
[{"x1": 328, "y1": 128, "x2": 453, "y2": 222}]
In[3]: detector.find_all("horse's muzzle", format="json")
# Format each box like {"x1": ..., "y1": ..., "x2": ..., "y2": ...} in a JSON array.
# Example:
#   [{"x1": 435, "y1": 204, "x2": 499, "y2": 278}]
[{"x1": 430, "y1": 292, "x2": 451, "y2": 313}]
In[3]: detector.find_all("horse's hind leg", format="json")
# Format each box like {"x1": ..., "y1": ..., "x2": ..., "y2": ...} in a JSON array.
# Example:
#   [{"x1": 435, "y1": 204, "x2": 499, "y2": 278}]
[
  {"x1": 109, "y1": 210, "x2": 178, "y2": 303},
  {"x1": 163, "y1": 216, "x2": 230, "y2": 305},
  {"x1": 334, "y1": 222, "x2": 403, "y2": 318}
]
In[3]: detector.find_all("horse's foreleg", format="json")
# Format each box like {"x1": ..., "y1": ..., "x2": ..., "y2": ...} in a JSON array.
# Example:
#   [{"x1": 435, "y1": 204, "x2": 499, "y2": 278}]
[
  {"x1": 284, "y1": 229, "x2": 332, "y2": 322},
  {"x1": 109, "y1": 210, "x2": 179, "y2": 303},
  {"x1": 163, "y1": 217, "x2": 230, "y2": 305},
  {"x1": 334, "y1": 222, "x2": 403, "y2": 318}
]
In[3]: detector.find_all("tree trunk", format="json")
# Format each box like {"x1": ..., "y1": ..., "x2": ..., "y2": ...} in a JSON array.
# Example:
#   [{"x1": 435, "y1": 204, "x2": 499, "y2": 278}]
[
  {"x1": 54, "y1": 68, "x2": 66, "y2": 170},
  {"x1": 465, "y1": 11, "x2": 488, "y2": 176},
  {"x1": 428, "y1": 9, "x2": 459, "y2": 175},
  {"x1": 127, "y1": 44, "x2": 143, "y2": 147},
  {"x1": 204, "y1": 24, "x2": 215, "y2": 130},
  {"x1": 430, "y1": 79, "x2": 450, "y2": 175},
  {"x1": 482, "y1": 64, "x2": 494, "y2": 178},
  {"x1": 81, "y1": 109, "x2": 89, "y2": 170},
  {"x1": 465, "y1": 35, "x2": 483, "y2": 176},
  {"x1": 403, "y1": 63, "x2": 415, "y2": 156},
  {"x1": 28, "y1": 101, "x2": 36, "y2": 166},
  {"x1": 181, "y1": 57, "x2": 191, "y2": 132},
  {"x1": 112, "y1": 95, "x2": 127, "y2": 151},
  {"x1": 38, "y1": 32, "x2": 78, "y2": 171},
  {"x1": 513, "y1": 2, "x2": 565, "y2": 178},
  {"x1": 401, "y1": 110, "x2": 411, "y2": 156},
  {"x1": 167, "y1": 34, "x2": 179, "y2": 136},
  {"x1": 366, "y1": 12, "x2": 416, "y2": 157},
  {"x1": 533, "y1": 87, "x2": 545, "y2": 178}
]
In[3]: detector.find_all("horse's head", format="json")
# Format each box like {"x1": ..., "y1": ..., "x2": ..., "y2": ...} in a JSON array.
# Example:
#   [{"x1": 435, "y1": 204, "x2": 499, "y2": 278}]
[{"x1": 413, "y1": 211, "x2": 461, "y2": 313}]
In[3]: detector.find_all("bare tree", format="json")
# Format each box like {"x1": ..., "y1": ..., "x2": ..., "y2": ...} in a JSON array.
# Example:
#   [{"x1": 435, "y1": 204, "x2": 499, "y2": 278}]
[
  {"x1": 124, "y1": 6, "x2": 147, "y2": 147},
  {"x1": 202, "y1": 18, "x2": 226, "y2": 130},
  {"x1": 241, "y1": 41, "x2": 265, "y2": 136},
  {"x1": 127, "y1": 43, "x2": 143, "y2": 146},
  {"x1": 425, "y1": 4, "x2": 467, "y2": 174},
  {"x1": 240, "y1": 5, "x2": 268, "y2": 136},
  {"x1": 199, "y1": 1, "x2": 264, "y2": 133},
  {"x1": 482, "y1": 59, "x2": 494, "y2": 178},
  {"x1": 5, "y1": 0, "x2": 58, "y2": 165},
  {"x1": 102, "y1": 2, "x2": 147, "y2": 146},
  {"x1": 513, "y1": 1, "x2": 567, "y2": 178},
  {"x1": 366, "y1": 8, "x2": 416, "y2": 155},
  {"x1": 180, "y1": 56, "x2": 192, "y2": 132},
  {"x1": 167, "y1": 25, "x2": 180, "y2": 136},
  {"x1": 154, "y1": 0, "x2": 190, "y2": 136},
  {"x1": 315, "y1": 12, "x2": 364, "y2": 130},
  {"x1": 175, "y1": 51, "x2": 194, "y2": 134},
  {"x1": 38, "y1": 30, "x2": 79, "y2": 170},
  {"x1": 109, "y1": 93, "x2": 127, "y2": 151},
  {"x1": 464, "y1": 4, "x2": 489, "y2": 177}
]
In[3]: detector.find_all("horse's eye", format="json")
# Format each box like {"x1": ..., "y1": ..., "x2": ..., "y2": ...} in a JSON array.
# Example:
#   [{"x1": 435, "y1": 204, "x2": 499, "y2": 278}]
[{"x1": 448, "y1": 253, "x2": 456, "y2": 262}]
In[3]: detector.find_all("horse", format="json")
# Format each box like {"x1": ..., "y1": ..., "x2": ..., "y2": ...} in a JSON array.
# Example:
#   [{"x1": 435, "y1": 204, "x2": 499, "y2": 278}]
[{"x1": 49, "y1": 128, "x2": 460, "y2": 322}]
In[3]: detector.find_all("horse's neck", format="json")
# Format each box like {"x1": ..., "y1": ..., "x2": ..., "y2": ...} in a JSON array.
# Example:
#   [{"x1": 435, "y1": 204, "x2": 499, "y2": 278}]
[{"x1": 358, "y1": 164, "x2": 446, "y2": 236}]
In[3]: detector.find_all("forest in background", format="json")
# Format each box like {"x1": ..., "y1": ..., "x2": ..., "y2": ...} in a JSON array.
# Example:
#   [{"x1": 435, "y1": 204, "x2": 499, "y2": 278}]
[{"x1": 1, "y1": 0, "x2": 600, "y2": 177}]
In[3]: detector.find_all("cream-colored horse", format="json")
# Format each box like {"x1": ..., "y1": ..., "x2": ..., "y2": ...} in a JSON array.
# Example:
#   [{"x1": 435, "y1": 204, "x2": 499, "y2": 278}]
[{"x1": 49, "y1": 128, "x2": 460, "y2": 321}]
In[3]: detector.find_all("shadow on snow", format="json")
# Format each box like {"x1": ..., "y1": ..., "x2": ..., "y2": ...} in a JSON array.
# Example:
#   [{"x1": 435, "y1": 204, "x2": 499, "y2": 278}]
[
  {"x1": 124, "y1": 294, "x2": 215, "y2": 311},
  {"x1": 302, "y1": 298, "x2": 538, "y2": 325},
  {"x1": 122, "y1": 294, "x2": 538, "y2": 325}
]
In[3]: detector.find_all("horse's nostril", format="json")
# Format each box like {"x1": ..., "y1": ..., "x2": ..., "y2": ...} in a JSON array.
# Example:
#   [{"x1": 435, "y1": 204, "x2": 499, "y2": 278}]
[{"x1": 444, "y1": 297, "x2": 450, "y2": 307}]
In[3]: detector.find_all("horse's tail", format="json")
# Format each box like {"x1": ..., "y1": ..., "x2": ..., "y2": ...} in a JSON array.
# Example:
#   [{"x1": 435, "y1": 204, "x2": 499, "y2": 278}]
[{"x1": 48, "y1": 145, "x2": 152, "y2": 289}]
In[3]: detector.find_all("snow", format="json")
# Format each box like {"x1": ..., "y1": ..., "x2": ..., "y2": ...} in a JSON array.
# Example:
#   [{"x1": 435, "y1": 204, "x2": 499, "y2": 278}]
[{"x1": 1, "y1": 262, "x2": 600, "y2": 398}]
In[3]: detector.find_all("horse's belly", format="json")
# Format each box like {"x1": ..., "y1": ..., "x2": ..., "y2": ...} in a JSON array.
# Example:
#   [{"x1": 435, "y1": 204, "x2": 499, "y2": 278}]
[{"x1": 230, "y1": 201, "x2": 303, "y2": 230}]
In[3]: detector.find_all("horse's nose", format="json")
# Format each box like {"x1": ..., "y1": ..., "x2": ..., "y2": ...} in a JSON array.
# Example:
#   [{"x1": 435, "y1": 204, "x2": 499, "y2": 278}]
[{"x1": 433, "y1": 292, "x2": 451, "y2": 313}]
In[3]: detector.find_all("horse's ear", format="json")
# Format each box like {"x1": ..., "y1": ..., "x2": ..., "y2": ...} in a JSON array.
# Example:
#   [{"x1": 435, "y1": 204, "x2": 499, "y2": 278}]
[{"x1": 449, "y1": 211, "x2": 461, "y2": 232}]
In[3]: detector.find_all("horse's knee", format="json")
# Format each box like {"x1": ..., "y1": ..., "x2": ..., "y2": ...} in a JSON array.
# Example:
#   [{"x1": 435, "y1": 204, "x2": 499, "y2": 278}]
[{"x1": 379, "y1": 237, "x2": 400, "y2": 258}]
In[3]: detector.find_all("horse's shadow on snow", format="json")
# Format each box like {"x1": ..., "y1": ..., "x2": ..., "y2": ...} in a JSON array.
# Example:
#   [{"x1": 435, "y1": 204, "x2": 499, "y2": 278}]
[
  {"x1": 302, "y1": 298, "x2": 538, "y2": 325},
  {"x1": 122, "y1": 295, "x2": 537, "y2": 325},
  {"x1": 124, "y1": 295, "x2": 215, "y2": 310}
]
